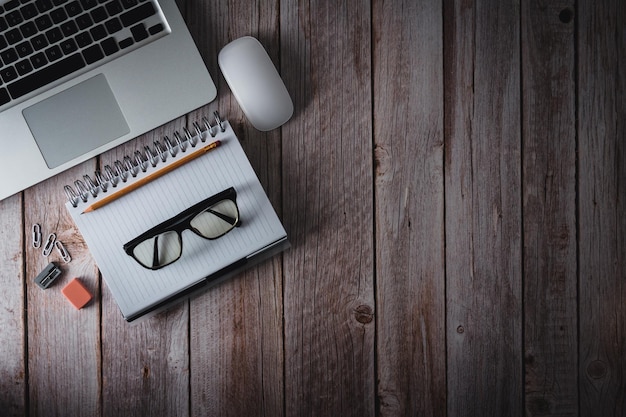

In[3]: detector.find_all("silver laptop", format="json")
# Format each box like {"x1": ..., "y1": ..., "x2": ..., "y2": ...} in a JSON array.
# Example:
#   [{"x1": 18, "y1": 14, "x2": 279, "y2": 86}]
[{"x1": 0, "y1": 0, "x2": 217, "y2": 201}]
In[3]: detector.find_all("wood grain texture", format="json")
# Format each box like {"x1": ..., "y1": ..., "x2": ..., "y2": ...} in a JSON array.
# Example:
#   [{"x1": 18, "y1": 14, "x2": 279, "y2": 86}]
[
  {"x1": 98, "y1": 121, "x2": 191, "y2": 417},
  {"x1": 1, "y1": 0, "x2": 626, "y2": 416},
  {"x1": 521, "y1": 1, "x2": 578, "y2": 416},
  {"x1": 184, "y1": 2, "x2": 285, "y2": 417},
  {"x1": 281, "y1": 1, "x2": 375, "y2": 416},
  {"x1": 373, "y1": 0, "x2": 445, "y2": 415},
  {"x1": 578, "y1": 0, "x2": 626, "y2": 415},
  {"x1": 0, "y1": 193, "x2": 26, "y2": 417},
  {"x1": 24, "y1": 162, "x2": 101, "y2": 417},
  {"x1": 444, "y1": 0, "x2": 523, "y2": 415}
]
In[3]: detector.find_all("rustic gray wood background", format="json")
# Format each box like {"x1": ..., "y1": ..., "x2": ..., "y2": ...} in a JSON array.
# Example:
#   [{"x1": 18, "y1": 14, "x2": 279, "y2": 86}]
[{"x1": 1, "y1": 0, "x2": 624, "y2": 416}]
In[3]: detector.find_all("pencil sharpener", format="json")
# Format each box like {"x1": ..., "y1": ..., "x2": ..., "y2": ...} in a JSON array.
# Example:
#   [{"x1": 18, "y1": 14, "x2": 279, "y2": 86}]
[{"x1": 35, "y1": 262, "x2": 62, "y2": 289}]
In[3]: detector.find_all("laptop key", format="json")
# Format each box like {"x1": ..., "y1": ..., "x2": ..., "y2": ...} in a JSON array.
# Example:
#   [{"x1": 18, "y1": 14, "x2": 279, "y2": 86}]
[
  {"x1": 19, "y1": 21, "x2": 38, "y2": 38},
  {"x1": 104, "y1": 17, "x2": 122, "y2": 34},
  {"x1": 50, "y1": 8, "x2": 68, "y2": 24},
  {"x1": 3, "y1": 0, "x2": 20, "y2": 11},
  {"x1": 130, "y1": 23, "x2": 147, "y2": 42},
  {"x1": 90, "y1": 5, "x2": 108, "y2": 23},
  {"x1": 20, "y1": 4, "x2": 39, "y2": 20},
  {"x1": 100, "y1": 36, "x2": 118, "y2": 55},
  {"x1": 1, "y1": 66, "x2": 18, "y2": 83},
  {"x1": 119, "y1": 1, "x2": 154, "y2": 27},
  {"x1": 82, "y1": 44, "x2": 103, "y2": 64},
  {"x1": 35, "y1": 0, "x2": 54, "y2": 13},
  {"x1": 15, "y1": 58, "x2": 33, "y2": 76},
  {"x1": 90, "y1": 24, "x2": 106, "y2": 41},
  {"x1": 6, "y1": 10, "x2": 24, "y2": 27},
  {"x1": 65, "y1": 1, "x2": 82, "y2": 17},
  {"x1": 120, "y1": 0, "x2": 137, "y2": 9},
  {"x1": 75, "y1": 31, "x2": 93, "y2": 47},
  {"x1": 60, "y1": 38, "x2": 78, "y2": 53},
  {"x1": 1, "y1": 48, "x2": 18, "y2": 65},
  {"x1": 5, "y1": 28, "x2": 22, "y2": 45},
  {"x1": 80, "y1": 0, "x2": 98, "y2": 10},
  {"x1": 30, "y1": 52, "x2": 48, "y2": 68},
  {"x1": 35, "y1": 14, "x2": 53, "y2": 31},
  {"x1": 15, "y1": 40, "x2": 33, "y2": 57},
  {"x1": 0, "y1": 88, "x2": 10, "y2": 106},
  {"x1": 60, "y1": 20, "x2": 78, "y2": 36},
  {"x1": 147, "y1": 23, "x2": 162, "y2": 35},
  {"x1": 7, "y1": 52, "x2": 85, "y2": 99},
  {"x1": 118, "y1": 36, "x2": 132, "y2": 49},
  {"x1": 31, "y1": 34, "x2": 49, "y2": 50},
  {"x1": 44, "y1": 44, "x2": 62, "y2": 61},
  {"x1": 104, "y1": 0, "x2": 122, "y2": 16}
]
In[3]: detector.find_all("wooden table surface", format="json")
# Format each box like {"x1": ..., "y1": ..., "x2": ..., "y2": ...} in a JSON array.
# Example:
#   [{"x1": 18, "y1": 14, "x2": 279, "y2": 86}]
[{"x1": 1, "y1": 0, "x2": 624, "y2": 416}]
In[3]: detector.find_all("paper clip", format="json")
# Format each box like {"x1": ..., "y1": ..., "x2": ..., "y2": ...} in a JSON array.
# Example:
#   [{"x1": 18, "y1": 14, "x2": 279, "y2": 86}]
[
  {"x1": 55, "y1": 240, "x2": 71, "y2": 263},
  {"x1": 32, "y1": 224, "x2": 42, "y2": 248},
  {"x1": 42, "y1": 233, "x2": 56, "y2": 257}
]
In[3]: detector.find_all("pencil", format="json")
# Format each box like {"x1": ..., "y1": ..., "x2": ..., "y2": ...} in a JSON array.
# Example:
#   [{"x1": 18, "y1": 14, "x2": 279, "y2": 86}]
[{"x1": 82, "y1": 140, "x2": 222, "y2": 213}]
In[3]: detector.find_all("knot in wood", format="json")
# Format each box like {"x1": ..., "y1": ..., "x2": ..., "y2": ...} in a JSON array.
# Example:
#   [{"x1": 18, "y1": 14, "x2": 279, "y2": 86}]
[
  {"x1": 586, "y1": 360, "x2": 607, "y2": 379},
  {"x1": 559, "y1": 8, "x2": 574, "y2": 24},
  {"x1": 354, "y1": 304, "x2": 374, "y2": 324}
]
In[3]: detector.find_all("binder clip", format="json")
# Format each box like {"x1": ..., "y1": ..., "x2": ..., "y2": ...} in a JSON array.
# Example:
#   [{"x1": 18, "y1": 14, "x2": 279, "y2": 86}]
[{"x1": 35, "y1": 262, "x2": 62, "y2": 289}]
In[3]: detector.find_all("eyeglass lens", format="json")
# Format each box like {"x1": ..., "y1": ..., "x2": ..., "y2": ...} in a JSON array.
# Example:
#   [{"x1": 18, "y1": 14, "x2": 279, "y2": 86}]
[
  {"x1": 190, "y1": 199, "x2": 239, "y2": 238},
  {"x1": 131, "y1": 199, "x2": 239, "y2": 269}
]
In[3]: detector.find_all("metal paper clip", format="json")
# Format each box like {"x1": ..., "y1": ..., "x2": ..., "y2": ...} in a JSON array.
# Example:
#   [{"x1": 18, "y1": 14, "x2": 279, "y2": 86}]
[
  {"x1": 55, "y1": 240, "x2": 71, "y2": 263},
  {"x1": 42, "y1": 233, "x2": 56, "y2": 257},
  {"x1": 32, "y1": 224, "x2": 42, "y2": 248}
]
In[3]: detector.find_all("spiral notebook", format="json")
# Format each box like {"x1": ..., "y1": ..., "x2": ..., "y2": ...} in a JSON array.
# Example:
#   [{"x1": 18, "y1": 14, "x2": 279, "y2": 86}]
[{"x1": 64, "y1": 112, "x2": 288, "y2": 322}]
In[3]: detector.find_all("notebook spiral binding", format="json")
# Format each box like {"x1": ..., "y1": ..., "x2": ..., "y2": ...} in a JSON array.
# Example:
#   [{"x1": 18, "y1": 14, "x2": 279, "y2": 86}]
[{"x1": 64, "y1": 111, "x2": 226, "y2": 207}]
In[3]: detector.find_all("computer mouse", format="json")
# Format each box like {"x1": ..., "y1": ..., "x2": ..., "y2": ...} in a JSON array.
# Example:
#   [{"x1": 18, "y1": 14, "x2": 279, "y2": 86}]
[{"x1": 218, "y1": 36, "x2": 293, "y2": 131}]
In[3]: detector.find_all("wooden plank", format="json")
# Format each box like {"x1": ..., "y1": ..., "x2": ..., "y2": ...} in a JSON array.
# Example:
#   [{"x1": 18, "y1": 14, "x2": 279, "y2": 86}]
[
  {"x1": 185, "y1": 1, "x2": 285, "y2": 416},
  {"x1": 0, "y1": 193, "x2": 26, "y2": 417},
  {"x1": 372, "y1": 0, "x2": 445, "y2": 415},
  {"x1": 24, "y1": 162, "x2": 101, "y2": 417},
  {"x1": 578, "y1": 0, "x2": 626, "y2": 415},
  {"x1": 98, "y1": 120, "x2": 191, "y2": 417},
  {"x1": 281, "y1": 1, "x2": 375, "y2": 416},
  {"x1": 521, "y1": 1, "x2": 578, "y2": 416},
  {"x1": 444, "y1": 0, "x2": 523, "y2": 415}
]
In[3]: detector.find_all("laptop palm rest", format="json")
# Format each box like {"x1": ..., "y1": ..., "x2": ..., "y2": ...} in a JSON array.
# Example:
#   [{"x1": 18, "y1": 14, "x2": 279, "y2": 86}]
[{"x1": 23, "y1": 74, "x2": 130, "y2": 169}]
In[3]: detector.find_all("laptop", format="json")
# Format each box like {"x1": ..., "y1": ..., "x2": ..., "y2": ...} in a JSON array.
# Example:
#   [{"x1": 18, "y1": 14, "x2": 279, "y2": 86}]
[{"x1": 0, "y1": 0, "x2": 217, "y2": 201}]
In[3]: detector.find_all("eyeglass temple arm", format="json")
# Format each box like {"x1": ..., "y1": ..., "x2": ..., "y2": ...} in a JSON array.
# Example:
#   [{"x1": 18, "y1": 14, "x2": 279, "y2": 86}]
[
  {"x1": 152, "y1": 235, "x2": 160, "y2": 269},
  {"x1": 207, "y1": 208, "x2": 241, "y2": 226}
]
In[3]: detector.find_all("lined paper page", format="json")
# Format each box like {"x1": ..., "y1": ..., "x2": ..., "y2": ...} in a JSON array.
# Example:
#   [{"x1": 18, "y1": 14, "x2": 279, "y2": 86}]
[{"x1": 66, "y1": 121, "x2": 286, "y2": 319}]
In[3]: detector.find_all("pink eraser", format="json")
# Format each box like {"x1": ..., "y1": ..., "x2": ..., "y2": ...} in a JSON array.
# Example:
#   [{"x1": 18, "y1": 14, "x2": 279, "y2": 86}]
[{"x1": 61, "y1": 278, "x2": 92, "y2": 309}]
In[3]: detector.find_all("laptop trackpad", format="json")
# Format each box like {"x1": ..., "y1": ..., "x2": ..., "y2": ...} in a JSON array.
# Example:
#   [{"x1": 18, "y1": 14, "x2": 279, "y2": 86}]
[{"x1": 23, "y1": 74, "x2": 130, "y2": 169}]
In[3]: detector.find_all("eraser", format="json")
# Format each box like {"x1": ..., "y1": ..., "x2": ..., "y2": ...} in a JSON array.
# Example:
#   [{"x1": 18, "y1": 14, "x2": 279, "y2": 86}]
[{"x1": 61, "y1": 278, "x2": 92, "y2": 309}]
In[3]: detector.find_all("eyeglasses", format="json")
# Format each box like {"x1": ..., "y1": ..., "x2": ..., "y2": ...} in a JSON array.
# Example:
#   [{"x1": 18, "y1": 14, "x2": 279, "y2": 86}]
[{"x1": 123, "y1": 187, "x2": 241, "y2": 270}]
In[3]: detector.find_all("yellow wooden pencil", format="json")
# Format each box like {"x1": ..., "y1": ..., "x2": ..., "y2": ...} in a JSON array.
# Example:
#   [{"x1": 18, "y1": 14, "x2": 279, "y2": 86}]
[{"x1": 82, "y1": 140, "x2": 222, "y2": 213}]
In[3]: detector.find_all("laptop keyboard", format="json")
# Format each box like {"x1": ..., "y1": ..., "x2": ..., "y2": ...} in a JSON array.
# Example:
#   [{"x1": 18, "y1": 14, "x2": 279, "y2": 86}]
[{"x1": 0, "y1": 0, "x2": 167, "y2": 108}]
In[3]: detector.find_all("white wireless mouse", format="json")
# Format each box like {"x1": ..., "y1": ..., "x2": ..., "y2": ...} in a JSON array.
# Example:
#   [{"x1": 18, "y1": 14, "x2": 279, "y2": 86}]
[{"x1": 218, "y1": 36, "x2": 294, "y2": 131}]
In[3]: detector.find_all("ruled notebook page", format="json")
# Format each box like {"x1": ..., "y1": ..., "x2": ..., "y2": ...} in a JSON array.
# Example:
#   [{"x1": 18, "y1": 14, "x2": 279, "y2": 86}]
[{"x1": 66, "y1": 121, "x2": 286, "y2": 319}]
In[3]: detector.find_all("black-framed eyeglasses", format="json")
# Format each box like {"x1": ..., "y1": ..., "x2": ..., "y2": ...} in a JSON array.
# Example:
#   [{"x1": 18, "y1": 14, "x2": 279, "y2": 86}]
[{"x1": 123, "y1": 187, "x2": 241, "y2": 270}]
